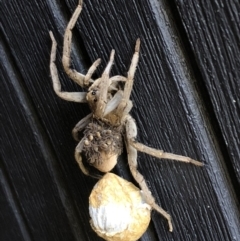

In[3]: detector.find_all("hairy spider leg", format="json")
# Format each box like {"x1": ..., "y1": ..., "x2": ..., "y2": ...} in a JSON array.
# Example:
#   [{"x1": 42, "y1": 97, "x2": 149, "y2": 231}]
[
  {"x1": 62, "y1": 0, "x2": 94, "y2": 87},
  {"x1": 84, "y1": 58, "x2": 102, "y2": 83},
  {"x1": 49, "y1": 31, "x2": 88, "y2": 103},
  {"x1": 75, "y1": 138, "x2": 89, "y2": 175},
  {"x1": 75, "y1": 137, "x2": 101, "y2": 179},
  {"x1": 72, "y1": 113, "x2": 93, "y2": 141},
  {"x1": 125, "y1": 115, "x2": 173, "y2": 231},
  {"x1": 88, "y1": 50, "x2": 116, "y2": 118},
  {"x1": 116, "y1": 39, "x2": 141, "y2": 119},
  {"x1": 130, "y1": 141, "x2": 203, "y2": 166}
]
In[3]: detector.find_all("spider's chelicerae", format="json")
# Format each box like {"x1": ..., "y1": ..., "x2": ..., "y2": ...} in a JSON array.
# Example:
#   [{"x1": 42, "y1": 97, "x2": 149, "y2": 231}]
[{"x1": 49, "y1": 0, "x2": 203, "y2": 232}]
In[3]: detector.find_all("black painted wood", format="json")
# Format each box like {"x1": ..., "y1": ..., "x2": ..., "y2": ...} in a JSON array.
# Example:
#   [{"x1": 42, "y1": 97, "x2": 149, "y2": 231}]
[
  {"x1": 174, "y1": 0, "x2": 240, "y2": 188},
  {"x1": 1, "y1": 0, "x2": 239, "y2": 241}
]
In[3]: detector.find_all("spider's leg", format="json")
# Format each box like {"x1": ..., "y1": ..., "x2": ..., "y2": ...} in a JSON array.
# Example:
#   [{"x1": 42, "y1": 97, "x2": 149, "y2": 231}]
[
  {"x1": 125, "y1": 115, "x2": 173, "y2": 232},
  {"x1": 116, "y1": 39, "x2": 140, "y2": 117},
  {"x1": 75, "y1": 138, "x2": 102, "y2": 179},
  {"x1": 75, "y1": 138, "x2": 89, "y2": 175},
  {"x1": 49, "y1": 31, "x2": 87, "y2": 102},
  {"x1": 130, "y1": 139, "x2": 203, "y2": 166},
  {"x1": 108, "y1": 76, "x2": 127, "y2": 91},
  {"x1": 84, "y1": 58, "x2": 101, "y2": 84},
  {"x1": 72, "y1": 113, "x2": 92, "y2": 141},
  {"x1": 125, "y1": 38, "x2": 140, "y2": 99},
  {"x1": 90, "y1": 50, "x2": 115, "y2": 118},
  {"x1": 62, "y1": 0, "x2": 95, "y2": 87},
  {"x1": 109, "y1": 75, "x2": 127, "y2": 83}
]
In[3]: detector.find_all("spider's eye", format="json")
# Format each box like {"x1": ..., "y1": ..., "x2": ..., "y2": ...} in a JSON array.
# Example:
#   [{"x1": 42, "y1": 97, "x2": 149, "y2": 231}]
[{"x1": 92, "y1": 91, "x2": 96, "y2": 95}]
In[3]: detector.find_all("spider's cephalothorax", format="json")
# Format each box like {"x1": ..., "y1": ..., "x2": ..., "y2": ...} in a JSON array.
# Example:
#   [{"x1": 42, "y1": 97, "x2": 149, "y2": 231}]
[
  {"x1": 82, "y1": 120, "x2": 123, "y2": 172},
  {"x1": 49, "y1": 0, "x2": 203, "y2": 232}
]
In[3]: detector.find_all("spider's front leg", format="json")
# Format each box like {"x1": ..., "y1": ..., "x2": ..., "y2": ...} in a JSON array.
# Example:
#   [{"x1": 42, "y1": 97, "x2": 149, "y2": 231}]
[
  {"x1": 86, "y1": 50, "x2": 116, "y2": 119},
  {"x1": 62, "y1": 0, "x2": 102, "y2": 88},
  {"x1": 125, "y1": 115, "x2": 173, "y2": 232},
  {"x1": 115, "y1": 39, "x2": 141, "y2": 119},
  {"x1": 49, "y1": 31, "x2": 88, "y2": 102}
]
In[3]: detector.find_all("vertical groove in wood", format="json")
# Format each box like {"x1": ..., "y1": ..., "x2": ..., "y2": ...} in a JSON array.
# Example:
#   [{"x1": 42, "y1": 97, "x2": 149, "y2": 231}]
[
  {"x1": 0, "y1": 32, "x2": 88, "y2": 241},
  {"x1": 174, "y1": 0, "x2": 240, "y2": 187},
  {"x1": 0, "y1": 166, "x2": 32, "y2": 241}
]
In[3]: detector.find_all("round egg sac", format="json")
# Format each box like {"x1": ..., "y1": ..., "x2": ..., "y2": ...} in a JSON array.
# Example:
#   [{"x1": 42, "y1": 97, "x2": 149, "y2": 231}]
[{"x1": 89, "y1": 173, "x2": 151, "y2": 241}]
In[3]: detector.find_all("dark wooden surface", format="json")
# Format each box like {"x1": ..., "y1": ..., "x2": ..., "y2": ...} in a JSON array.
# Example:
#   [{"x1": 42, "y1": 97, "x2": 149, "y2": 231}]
[{"x1": 1, "y1": 0, "x2": 240, "y2": 240}]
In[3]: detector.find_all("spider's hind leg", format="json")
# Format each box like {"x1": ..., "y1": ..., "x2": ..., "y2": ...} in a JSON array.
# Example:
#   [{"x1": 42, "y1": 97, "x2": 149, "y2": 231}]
[
  {"x1": 130, "y1": 138, "x2": 203, "y2": 166},
  {"x1": 125, "y1": 115, "x2": 173, "y2": 232}
]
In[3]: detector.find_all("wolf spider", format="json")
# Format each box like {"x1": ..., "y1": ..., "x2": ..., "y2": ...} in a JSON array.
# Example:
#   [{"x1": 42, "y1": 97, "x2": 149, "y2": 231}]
[{"x1": 49, "y1": 0, "x2": 203, "y2": 232}]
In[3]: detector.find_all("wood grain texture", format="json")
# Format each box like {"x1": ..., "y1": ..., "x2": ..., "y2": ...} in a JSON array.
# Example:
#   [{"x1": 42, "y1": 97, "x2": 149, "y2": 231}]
[
  {"x1": 174, "y1": 0, "x2": 240, "y2": 186},
  {"x1": 1, "y1": 0, "x2": 239, "y2": 241},
  {"x1": 0, "y1": 167, "x2": 30, "y2": 241},
  {"x1": 0, "y1": 39, "x2": 82, "y2": 241}
]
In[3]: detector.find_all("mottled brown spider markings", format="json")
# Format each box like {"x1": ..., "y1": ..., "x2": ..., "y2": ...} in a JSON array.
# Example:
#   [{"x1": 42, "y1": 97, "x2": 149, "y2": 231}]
[
  {"x1": 49, "y1": 0, "x2": 203, "y2": 232},
  {"x1": 82, "y1": 120, "x2": 123, "y2": 172}
]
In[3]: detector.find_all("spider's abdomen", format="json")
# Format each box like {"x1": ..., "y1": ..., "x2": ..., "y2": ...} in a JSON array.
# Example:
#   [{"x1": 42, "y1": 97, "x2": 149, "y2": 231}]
[{"x1": 83, "y1": 120, "x2": 123, "y2": 172}]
